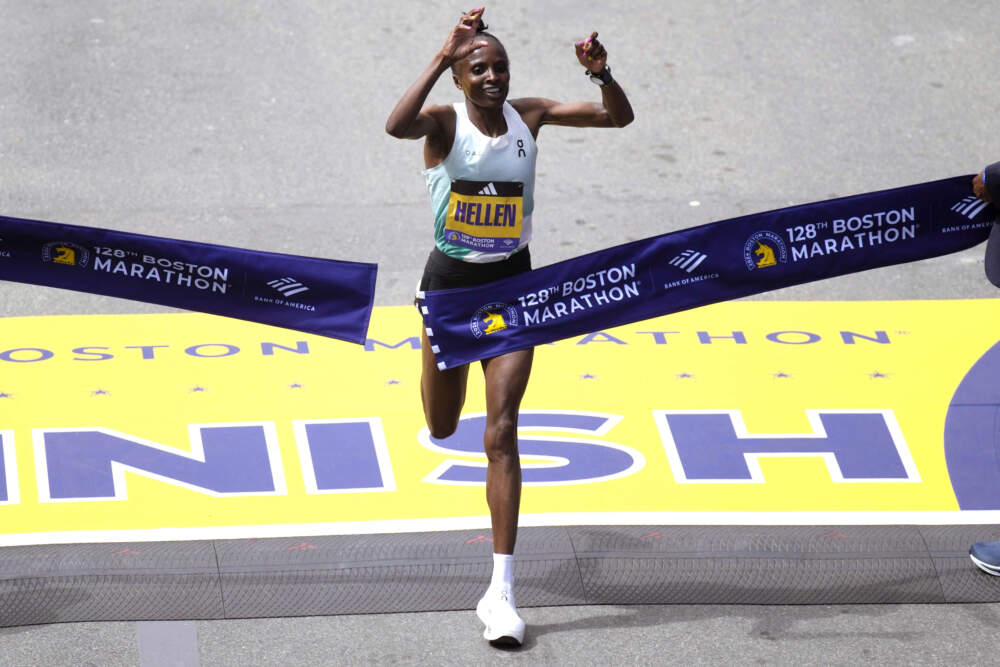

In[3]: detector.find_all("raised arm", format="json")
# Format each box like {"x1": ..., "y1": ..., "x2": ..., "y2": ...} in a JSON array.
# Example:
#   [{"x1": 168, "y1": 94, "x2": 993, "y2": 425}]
[
  {"x1": 385, "y1": 7, "x2": 489, "y2": 140},
  {"x1": 513, "y1": 31, "x2": 635, "y2": 134}
]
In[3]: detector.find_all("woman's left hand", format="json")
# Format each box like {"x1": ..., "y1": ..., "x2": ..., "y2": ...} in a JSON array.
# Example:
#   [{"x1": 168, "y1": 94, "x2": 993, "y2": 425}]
[{"x1": 575, "y1": 31, "x2": 608, "y2": 73}]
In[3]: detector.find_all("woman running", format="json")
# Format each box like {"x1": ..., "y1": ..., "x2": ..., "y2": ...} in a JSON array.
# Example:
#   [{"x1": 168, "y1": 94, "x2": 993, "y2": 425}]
[{"x1": 385, "y1": 6, "x2": 634, "y2": 647}]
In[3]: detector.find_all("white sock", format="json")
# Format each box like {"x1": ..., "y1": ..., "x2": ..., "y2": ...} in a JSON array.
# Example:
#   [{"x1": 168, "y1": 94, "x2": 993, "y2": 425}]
[{"x1": 490, "y1": 553, "x2": 515, "y2": 594}]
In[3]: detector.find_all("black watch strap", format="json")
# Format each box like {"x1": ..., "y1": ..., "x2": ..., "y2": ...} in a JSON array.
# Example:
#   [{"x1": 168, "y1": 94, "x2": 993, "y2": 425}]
[{"x1": 587, "y1": 65, "x2": 613, "y2": 87}]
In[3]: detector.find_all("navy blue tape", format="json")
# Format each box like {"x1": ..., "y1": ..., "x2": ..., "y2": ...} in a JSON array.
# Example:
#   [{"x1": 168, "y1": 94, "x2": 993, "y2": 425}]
[
  {"x1": 0, "y1": 214, "x2": 377, "y2": 344},
  {"x1": 419, "y1": 176, "x2": 994, "y2": 368}
]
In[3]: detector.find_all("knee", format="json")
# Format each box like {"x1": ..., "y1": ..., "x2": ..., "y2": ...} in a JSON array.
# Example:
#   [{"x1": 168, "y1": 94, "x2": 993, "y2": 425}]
[
  {"x1": 427, "y1": 417, "x2": 459, "y2": 440},
  {"x1": 483, "y1": 417, "x2": 518, "y2": 462},
  {"x1": 421, "y1": 385, "x2": 464, "y2": 440}
]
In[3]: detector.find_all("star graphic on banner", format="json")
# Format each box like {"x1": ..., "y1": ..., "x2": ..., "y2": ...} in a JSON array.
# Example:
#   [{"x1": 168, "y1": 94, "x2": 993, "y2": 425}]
[
  {"x1": 773, "y1": 371, "x2": 791, "y2": 379},
  {"x1": 387, "y1": 379, "x2": 400, "y2": 386},
  {"x1": 0, "y1": 392, "x2": 10, "y2": 399},
  {"x1": 868, "y1": 371, "x2": 889, "y2": 379},
  {"x1": 91, "y1": 388, "x2": 109, "y2": 396},
  {"x1": 581, "y1": 373, "x2": 596, "y2": 380},
  {"x1": 676, "y1": 373, "x2": 694, "y2": 379},
  {"x1": 289, "y1": 383, "x2": 303, "y2": 389},
  {"x1": 190, "y1": 386, "x2": 206, "y2": 393}
]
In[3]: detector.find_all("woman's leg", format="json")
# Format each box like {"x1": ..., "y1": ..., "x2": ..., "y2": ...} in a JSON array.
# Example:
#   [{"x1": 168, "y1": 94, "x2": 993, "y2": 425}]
[
  {"x1": 420, "y1": 330, "x2": 470, "y2": 438},
  {"x1": 475, "y1": 347, "x2": 533, "y2": 646},
  {"x1": 480, "y1": 347, "x2": 534, "y2": 554}
]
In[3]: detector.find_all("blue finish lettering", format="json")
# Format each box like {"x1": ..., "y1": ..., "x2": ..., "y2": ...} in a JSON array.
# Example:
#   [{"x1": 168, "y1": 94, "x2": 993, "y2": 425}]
[
  {"x1": 296, "y1": 420, "x2": 393, "y2": 492},
  {"x1": 185, "y1": 344, "x2": 240, "y2": 358},
  {"x1": 636, "y1": 331, "x2": 680, "y2": 345},
  {"x1": 944, "y1": 341, "x2": 1000, "y2": 509},
  {"x1": 125, "y1": 345, "x2": 168, "y2": 360},
  {"x1": 41, "y1": 424, "x2": 280, "y2": 500},
  {"x1": 423, "y1": 411, "x2": 642, "y2": 485},
  {"x1": 0, "y1": 348, "x2": 54, "y2": 363},
  {"x1": 364, "y1": 337, "x2": 421, "y2": 352},
  {"x1": 261, "y1": 341, "x2": 309, "y2": 355},
  {"x1": 765, "y1": 331, "x2": 821, "y2": 345},
  {"x1": 655, "y1": 410, "x2": 914, "y2": 482},
  {"x1": 840, "y1": 330, "x2": 891, "y2": 344},
  {"x1": 577, "y1": 332, "x2": 627, "y2": 345},
  {"x1": 73, "y1": 346, "x2": 115, "y2": 361},
  {"x1": 697, "y1": 331, "x2": 747, "y2": 344}
]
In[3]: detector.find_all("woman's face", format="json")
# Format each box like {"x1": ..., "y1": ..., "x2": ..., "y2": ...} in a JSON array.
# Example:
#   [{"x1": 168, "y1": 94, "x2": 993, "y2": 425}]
[{"x1": 453, "y1": 38, "x2": 509, "y2": 109}]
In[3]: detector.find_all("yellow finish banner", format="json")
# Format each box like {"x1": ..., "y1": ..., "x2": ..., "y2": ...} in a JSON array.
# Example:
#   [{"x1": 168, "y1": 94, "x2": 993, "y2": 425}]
[{"x1": 0, "y1": 299, "x2": 997, "y2": 545}]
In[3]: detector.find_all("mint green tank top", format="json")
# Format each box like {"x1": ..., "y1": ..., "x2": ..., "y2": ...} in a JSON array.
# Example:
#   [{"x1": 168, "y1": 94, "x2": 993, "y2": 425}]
[{"x1": 423, "y1": 101, "x2": 538, "y2": 263}]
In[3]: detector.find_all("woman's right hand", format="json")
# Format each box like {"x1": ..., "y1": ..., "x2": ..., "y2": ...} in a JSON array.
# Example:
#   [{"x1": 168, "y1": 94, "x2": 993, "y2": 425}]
[{"x1": 439, "y1": 7, "x2": 489, "y2": 66}]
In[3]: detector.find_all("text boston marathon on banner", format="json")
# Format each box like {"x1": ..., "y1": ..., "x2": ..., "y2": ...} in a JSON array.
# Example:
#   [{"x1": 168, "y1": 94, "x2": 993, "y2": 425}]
[
  {"x1": 0, "y1": 215, "x2": 376, "y2": 344},
  {"x1": 419, "y1": 176, "x2": 995, "y2": 368}
]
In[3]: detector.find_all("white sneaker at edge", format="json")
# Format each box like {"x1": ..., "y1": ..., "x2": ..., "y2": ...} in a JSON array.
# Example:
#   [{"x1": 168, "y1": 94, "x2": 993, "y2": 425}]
[{"x1": 476, "y1": 588, "x2": 525, "y2": 647}]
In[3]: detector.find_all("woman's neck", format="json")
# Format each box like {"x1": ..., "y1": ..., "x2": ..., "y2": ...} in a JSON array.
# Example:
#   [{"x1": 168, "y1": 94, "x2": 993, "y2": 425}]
[{"x1": 465, "y1": 99, "x2": 507, "y2": 137}]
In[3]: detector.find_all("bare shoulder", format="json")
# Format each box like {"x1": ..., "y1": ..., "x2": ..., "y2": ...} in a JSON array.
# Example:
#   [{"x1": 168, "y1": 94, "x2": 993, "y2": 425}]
[
  {"x1": 422, "y1": 103, "x2": 459, "y2": 168},
  {"x1": 422, "y1": 103, "x2": 457, "y2": 131},
  {"x1": 509, "y1": 97, "x2": 558, "y2": 111},
  {"x1": 509, "y1": 97, "x2": 559, "y2": 137}
]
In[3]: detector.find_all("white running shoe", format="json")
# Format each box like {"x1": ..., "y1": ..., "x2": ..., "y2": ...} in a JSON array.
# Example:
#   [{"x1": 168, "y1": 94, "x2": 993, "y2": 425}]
[{"x1": 475, "y1": 587, "x2": 525, "y2": 647}]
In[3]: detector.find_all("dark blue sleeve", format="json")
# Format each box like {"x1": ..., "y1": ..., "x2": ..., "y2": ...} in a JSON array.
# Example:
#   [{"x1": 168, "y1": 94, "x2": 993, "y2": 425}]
[
  {"x1": 986, "y1": 217, "x2": 1000, "y2": 287},
  {"x1": 985, "y1": 161, "x2": 1000, "y2": 203}
]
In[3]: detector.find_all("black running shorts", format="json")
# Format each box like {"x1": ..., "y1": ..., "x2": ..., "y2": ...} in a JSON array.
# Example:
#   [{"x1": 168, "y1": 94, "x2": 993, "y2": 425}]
[{"x1": 419, "y1": 246, "x2": 531, "y2": 292}]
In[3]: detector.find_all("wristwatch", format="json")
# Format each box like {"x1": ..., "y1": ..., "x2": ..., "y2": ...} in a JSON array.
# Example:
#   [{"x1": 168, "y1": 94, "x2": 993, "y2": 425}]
[{"x1": 587, "y1": 65, "x2": 613, "y2": 87}]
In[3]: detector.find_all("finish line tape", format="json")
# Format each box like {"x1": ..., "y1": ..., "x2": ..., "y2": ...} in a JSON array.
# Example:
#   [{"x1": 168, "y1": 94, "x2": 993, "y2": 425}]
[
  {"x1": 418, "y1": 175, "x2": 994, "y2": 368},
  {"x1": 0, "y1": 214, "x2": 377, "y2": 343}
]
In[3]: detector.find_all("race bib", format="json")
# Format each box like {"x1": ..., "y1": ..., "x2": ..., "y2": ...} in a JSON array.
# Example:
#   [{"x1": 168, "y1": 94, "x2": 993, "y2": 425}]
[{"x1": 444, "y1": 180, "x2": 523, "y2": 252}]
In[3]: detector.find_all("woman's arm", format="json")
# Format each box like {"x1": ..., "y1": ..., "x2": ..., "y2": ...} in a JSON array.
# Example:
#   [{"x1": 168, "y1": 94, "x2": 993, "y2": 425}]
[
  {"x1": 385, "y1": 7, "x2": 489, "y2": 140},
  {"x1": 384, "y1": 56, "x2": 454, "y2": 140},
  {"x1": 513, "y1": 32, "x2": 635, "y2": 134}
]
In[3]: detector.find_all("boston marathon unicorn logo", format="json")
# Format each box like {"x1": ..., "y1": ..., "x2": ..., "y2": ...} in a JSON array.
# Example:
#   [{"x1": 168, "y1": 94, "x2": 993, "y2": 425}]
[
  {"x1": 754, "y1": 241, "x2": 777, "y2": 267},
  {"x1": 470, "y1": 301, "x2": 519, "y2": 339},
  {"x1": 41, "y1": 241, "x2": 90, "y2": 268},
  {"x1": 743, "y1": 231, "x2": 788, "y2": 271},
  {"x1": 481, "y1": 311, "x2": 508, "y2": 334}
]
